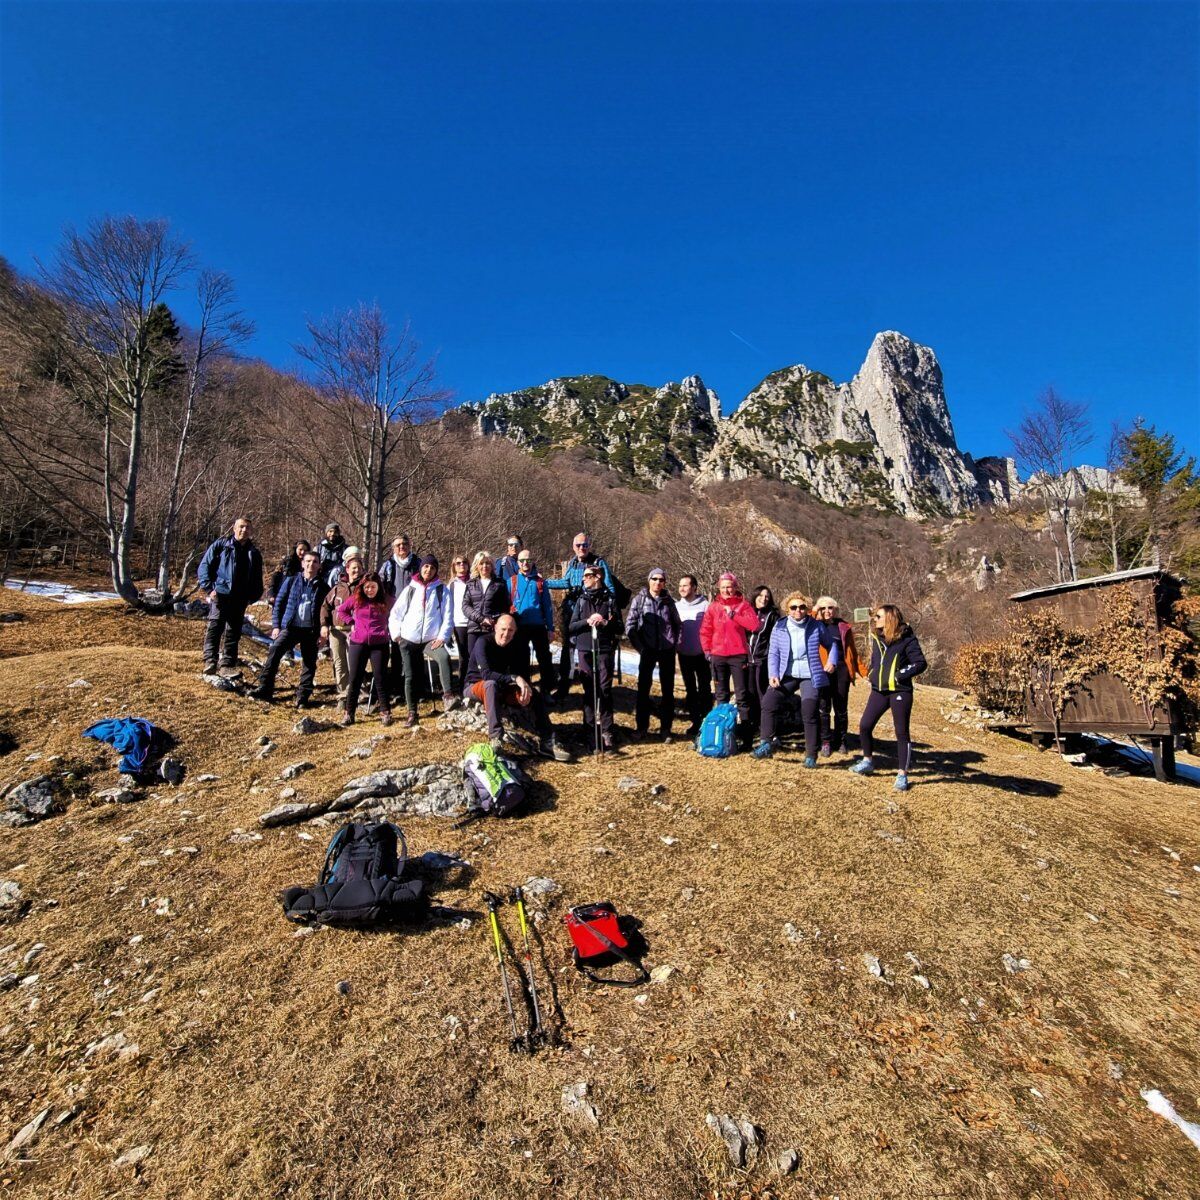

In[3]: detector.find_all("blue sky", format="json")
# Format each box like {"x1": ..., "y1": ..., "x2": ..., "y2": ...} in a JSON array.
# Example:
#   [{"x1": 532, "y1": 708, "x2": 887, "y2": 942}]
[{"x1": 2, "y1": 0, "x2": 1197, "y2": 461}]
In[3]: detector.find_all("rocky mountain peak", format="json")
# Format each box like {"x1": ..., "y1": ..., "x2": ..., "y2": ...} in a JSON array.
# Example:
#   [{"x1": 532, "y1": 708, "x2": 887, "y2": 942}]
[{"x1": 458, "y1": 332, "x2": 1105, "y2": 520}]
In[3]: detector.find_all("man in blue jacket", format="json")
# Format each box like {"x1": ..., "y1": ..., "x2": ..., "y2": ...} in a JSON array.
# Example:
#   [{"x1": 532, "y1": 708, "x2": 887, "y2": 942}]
[
  {"x1": 197, "y1": 517, "x2": 264, "y2": 674},
  {"x1": 508, "y1": 550, "x2": 556, "y2": 699},
  {"x1": 250, "y1": 551, "x2": 329, "y2": 707},
  {"x1": 752, "y1": 592, "x2": 839, "y2": 767},
  {"x1": 545, "y1": 532, "x2": 614, "y2": 705}
]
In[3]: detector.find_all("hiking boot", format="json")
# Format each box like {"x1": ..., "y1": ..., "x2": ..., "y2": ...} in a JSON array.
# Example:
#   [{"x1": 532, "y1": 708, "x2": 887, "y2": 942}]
[
  {"x1": 295, "y1": 695, "x2": 310, "y2": 710},
  {"x1": 379, "y1": 709, "x2": 393, "y2": 727},
  {"x1": 850, "y1": 758, "x2": 875, "y2": 775},
  {"x1": 219, "y1": 664, "x2": 241, "y2": 678},
  {"x1": 539, "y1": 736, "x2": 573, "y2": 763},
  {"x1": 752, "y1": 739, "x2": 775, "y2": 760},
  {"x1": 405, "y1": 711, "x2": 419, "y2": 728},
  {"x1": 820, "y1": 741, "x2": 832, "y2": 758},
  {"x1": 893, "y1": 772, "x2": 910, "y2": 792},
  {"x1": 339, "y1": 711, "x2": 355, "y2": 727},
  {"x1": 443, "y1": 691, "x2": 458, "y2": 713},
  {"x1": 249, "y1": 687, "x2": 273, "y2": 703},
  {"x1": 202, "y1": 661, "x2": 218, "y2": 676},
  {"x1": 601, "y1": 735, "x2": 617, "y2": 755},
  {"x1": 803, "y1": 756, "x2": 817, "y2": 769}
]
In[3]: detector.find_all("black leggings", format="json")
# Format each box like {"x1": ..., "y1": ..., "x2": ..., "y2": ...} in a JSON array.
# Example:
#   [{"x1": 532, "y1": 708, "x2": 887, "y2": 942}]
[
  {"x1": 710, "y1": 654, "x2": 751, "y2": 723},
  {"x1": 859, "y1": 690, "x2": 914, "y2": 772},
  {"x1": 820, "y1": 664, "x2": 852, "y2": 747},
  {"x1": 346, "y1": 642, "x2": 388, "y2": 715}
]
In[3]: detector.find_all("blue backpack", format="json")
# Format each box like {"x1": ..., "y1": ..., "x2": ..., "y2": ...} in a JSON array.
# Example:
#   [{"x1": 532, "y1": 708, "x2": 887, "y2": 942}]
[{"x1": 696, "y1": 703, "x2": 739, "y2": 758}]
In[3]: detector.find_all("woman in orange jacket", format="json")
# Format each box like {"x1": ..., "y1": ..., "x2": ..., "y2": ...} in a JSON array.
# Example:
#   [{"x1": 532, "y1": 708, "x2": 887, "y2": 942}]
[{"x1": 815, "y1": 596, "x2": 867, "y2": 754}]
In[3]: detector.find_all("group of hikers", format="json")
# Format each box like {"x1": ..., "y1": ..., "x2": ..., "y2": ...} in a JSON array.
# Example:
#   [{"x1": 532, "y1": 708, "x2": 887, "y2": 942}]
[{"x1": 196, "y1": 518, "x2": 927, "y2": 789}]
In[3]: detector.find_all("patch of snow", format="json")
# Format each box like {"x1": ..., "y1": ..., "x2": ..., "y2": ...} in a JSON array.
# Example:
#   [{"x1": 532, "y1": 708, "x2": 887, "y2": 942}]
[{"x1": 4, "y1": 579, "x2": 120, "y2": 604}]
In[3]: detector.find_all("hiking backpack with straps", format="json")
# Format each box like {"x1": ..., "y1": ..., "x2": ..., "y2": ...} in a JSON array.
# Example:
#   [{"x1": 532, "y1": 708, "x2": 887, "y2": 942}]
[
  {"x1": 462, "y1": 742, "x2": 528, "y2": 816},
  {"x1": 280, "y1": 822, "x2": 424, "y2": 927},
  {"x1": 696, "y1": 702, "x2": 739, "y2": 757}
]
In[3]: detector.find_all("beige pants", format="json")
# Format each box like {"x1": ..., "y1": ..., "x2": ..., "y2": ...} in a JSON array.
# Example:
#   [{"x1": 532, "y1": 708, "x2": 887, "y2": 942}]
[{"x1": 329, "y1": 628, "x2": 350, "y2": 700}]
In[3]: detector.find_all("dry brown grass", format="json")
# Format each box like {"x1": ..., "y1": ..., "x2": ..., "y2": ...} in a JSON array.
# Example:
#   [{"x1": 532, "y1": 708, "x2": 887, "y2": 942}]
[{"x1": 1, "y1": 596, "x2": 1198, "y2": 1199}]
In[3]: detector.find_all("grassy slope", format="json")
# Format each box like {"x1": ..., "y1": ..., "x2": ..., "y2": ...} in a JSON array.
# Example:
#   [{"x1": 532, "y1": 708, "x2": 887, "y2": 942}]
[{"x1": 0, "y1": 591, "x2": 1198, "y2": 1199}]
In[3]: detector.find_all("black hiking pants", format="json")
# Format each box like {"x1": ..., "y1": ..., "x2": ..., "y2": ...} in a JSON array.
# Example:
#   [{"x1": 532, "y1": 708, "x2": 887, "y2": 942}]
[
  {"x1": 346, "y1": 642, "x2": 388, "y2": 717},
  {"x1": 635, "y1": 647, "x2": 676, "y2": 735},
  {"x1": 677, "y1": 652, "x2": 712, "y2": 734},
  {"x1": 519, "y1": 624, "x2": 556, "y2": 696},
  {"x1": 820, "y1": 664, "x2": 852, "y2": 749},
  {"x1": 577, "y1": 645, "x2": 615, "y2": 742},
  {"x1": 203, "y1": 594, "x2": 247, "y2": 669},
  {"x1": 761, "y1": 676, "x2": 822, "y2": 757},
  {"x1": 259, "y1": 624, "x2": 319, "y2": 700}
]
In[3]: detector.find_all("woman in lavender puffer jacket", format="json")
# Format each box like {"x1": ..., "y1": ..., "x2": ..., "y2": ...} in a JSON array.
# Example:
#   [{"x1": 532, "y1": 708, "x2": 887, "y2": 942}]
[{"x1": 336, "y1": 572, "x2": 395, "y2": 726}]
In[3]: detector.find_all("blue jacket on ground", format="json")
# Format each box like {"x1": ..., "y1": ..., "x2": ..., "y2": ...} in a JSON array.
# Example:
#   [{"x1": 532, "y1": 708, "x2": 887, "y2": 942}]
[
  {"x1": 272, "y1": 573, "x2": 329, "y2": 630},
  {"x1": 83, "y1": 717, "x2": 166, "y2": 775},
  {"x1": 197, "y1": 536, "x2": 264, "y2": 605},
  {"x1": 508, "y1": 572, "x2": 554, "y2": 630},
  {"x1": 767, "y1": 616, "x2": 839, "y2": 688}
]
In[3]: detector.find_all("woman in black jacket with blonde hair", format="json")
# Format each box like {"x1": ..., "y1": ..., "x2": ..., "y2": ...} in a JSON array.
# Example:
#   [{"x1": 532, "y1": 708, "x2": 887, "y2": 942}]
[{"x1": 848, "y1": 604, "x2": 927, "y2": 792}]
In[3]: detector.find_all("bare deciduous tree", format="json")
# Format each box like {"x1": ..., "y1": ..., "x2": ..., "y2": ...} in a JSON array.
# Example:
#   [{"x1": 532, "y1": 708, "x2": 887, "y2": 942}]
[
  {"x1": 39, "y1": 217, "x2": 195, "y2": 601},
  {"x1": 1007, "y1": 387, "x2": 1093, "y2": 582},
  {"x1": 154, "y1": 270, "x2": 252, "y2": 602},
  {"x1": 296, "y1": 304, "x2": 448, "y2": 564}
]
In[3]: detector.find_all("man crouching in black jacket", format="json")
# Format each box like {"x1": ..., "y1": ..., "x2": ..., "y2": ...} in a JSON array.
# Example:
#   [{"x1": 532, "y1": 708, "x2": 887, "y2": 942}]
[{"x1": 465, "y1": 615, "x2": 571, "y2": 761}]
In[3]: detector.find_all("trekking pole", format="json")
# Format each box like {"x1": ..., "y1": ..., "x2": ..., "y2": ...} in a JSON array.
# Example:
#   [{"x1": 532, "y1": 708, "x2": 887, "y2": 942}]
[
  {"x1": 512, "y1": 886, "x2": 544, "y2": 1047},
  {"x1": 591, "y1": 624, "x2": 603, "y2": 758},
  {"x1": 483, "y1": 891, "x2": 523, "y2": 1052}
]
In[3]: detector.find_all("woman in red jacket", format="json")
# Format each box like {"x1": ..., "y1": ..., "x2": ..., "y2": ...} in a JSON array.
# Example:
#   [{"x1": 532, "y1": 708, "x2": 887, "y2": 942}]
[{"x1": 699, "y1": 572, "x2": 760, "y2": 745}]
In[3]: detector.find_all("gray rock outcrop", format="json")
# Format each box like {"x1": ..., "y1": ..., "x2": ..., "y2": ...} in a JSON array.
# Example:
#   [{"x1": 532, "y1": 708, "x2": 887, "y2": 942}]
[
  {"x1": 699, "y1": 332, "x2": 987, "y2": 516},
  {"x1": 461, "y1": 373, "x2": 722, "y2": 486},
  {"x1": 1, "y1": 776, "x2": 60, "y2": 827}
]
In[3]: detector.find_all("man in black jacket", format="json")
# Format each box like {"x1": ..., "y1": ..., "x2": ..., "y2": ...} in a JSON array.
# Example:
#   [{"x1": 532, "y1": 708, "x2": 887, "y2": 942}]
[
  {"x1": 316, "y1": 523, "x2": 347, "y2": 580},
  {"x1": 625, "y1": 568, "x2": 681, "y2": 741},
  {"x1": 569, "y1": 566, "x2": 620, "y2": 753},
  {"x1": 197, "y1": 517, "x2": 264, "y2": 675},
  {"x1": 378, "y1": 534, "x2": 421, "y2": 596},
  {"x1": 465, "y1": 615, "x2": 571, "y2": 761}
]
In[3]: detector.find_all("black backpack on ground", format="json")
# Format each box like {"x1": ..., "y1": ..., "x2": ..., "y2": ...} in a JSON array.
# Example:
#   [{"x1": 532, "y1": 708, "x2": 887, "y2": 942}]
[{"x1": 280, "y1": 822, "x2": 425, "y2": 927}]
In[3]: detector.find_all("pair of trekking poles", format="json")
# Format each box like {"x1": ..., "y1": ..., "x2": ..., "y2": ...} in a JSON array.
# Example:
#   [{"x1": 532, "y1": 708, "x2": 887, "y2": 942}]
[{"x1": 484, "y1": 888, "x2": 546, "y2": 1054}]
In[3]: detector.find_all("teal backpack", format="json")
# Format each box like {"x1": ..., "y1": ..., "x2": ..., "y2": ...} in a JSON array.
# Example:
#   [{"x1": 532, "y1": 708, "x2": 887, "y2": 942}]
[{"x1": 696, "y1": 703, "x2": 739, "y2": 758}]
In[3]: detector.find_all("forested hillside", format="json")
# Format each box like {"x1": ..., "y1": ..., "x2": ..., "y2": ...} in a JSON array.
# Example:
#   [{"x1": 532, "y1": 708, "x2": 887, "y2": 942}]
[{"x1": 1, "y1": 220, "x2": 1196, "y2": 685}]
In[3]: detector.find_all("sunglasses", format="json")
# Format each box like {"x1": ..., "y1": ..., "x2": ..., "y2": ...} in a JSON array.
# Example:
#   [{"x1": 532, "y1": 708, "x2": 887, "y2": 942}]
[
  {"x1": 788, "y1": 604, "x2": 807, "y2": 611},
  {"x1": 649, "y1": 576, "x2": 665, "y2": 582},
  {"x1": 507, "y1": 541, "x2": 519, "y2": 547},
  {"x1": 583, "y1": 571, "x2": 600, "y2": 578},
  {"x1": 518, "y1": 556, "x2": 532, "y2": 563}
]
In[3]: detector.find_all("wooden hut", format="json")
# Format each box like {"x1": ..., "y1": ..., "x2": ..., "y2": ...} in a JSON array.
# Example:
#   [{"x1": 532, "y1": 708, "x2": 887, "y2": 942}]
[{"x1": 1008, "y1": 566, "x2": 1184, "y2": 781}]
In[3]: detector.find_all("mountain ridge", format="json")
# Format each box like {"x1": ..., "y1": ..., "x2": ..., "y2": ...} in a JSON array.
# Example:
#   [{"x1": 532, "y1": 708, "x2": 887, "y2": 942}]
[{"x1": 458, "y1": 333, "x2": 1075, "y2": 518}]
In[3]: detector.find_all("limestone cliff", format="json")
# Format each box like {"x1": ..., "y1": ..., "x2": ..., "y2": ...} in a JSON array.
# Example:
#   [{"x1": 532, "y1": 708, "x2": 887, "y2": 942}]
[{"x1": 698, "y1": 332, "x2": 987, "y2": 517}]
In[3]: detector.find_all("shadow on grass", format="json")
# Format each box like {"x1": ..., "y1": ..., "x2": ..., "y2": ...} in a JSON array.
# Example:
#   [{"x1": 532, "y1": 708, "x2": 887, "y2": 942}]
[{"x1": 916, "y1": 746, "x2": 1063, "y2": 796}]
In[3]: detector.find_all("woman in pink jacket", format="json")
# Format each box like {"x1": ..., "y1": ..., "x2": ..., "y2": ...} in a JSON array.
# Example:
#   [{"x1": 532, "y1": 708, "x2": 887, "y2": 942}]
[
  {"x1": 336, "y1": 572, "x2": 395, "y2": 726},
  {"x1": 699, "y1": 571, "x2": 760, "y2": 744}
]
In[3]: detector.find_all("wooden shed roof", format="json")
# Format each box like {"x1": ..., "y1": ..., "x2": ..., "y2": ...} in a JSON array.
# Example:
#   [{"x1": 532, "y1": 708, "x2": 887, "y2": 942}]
[{"x1": 1008, "y1": 566, "x2": 1180, "y2": 603}]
